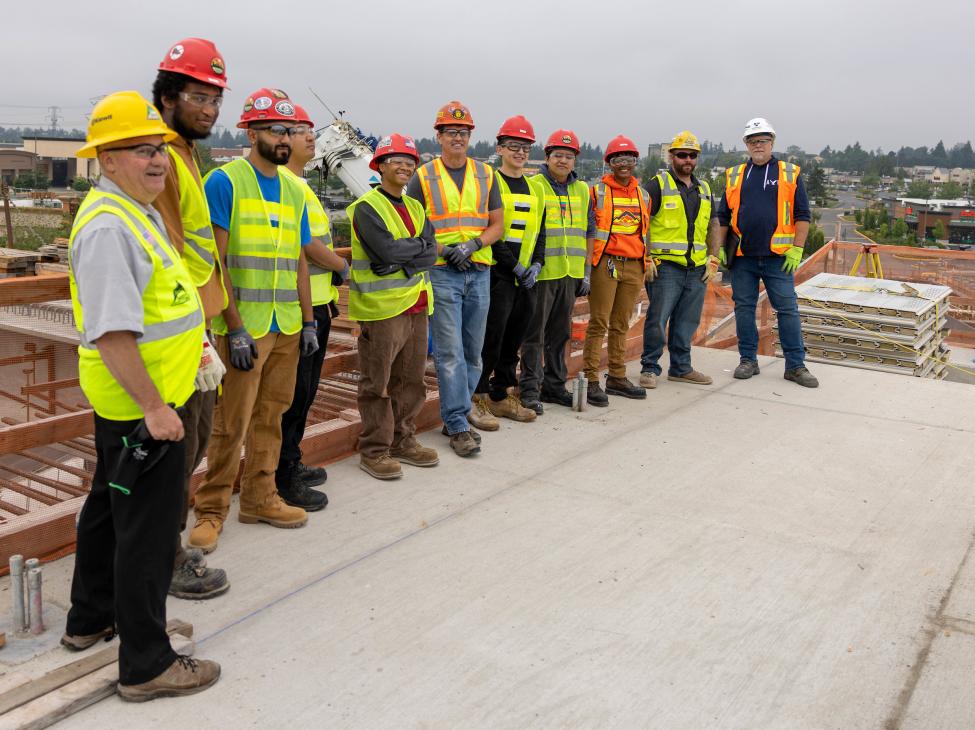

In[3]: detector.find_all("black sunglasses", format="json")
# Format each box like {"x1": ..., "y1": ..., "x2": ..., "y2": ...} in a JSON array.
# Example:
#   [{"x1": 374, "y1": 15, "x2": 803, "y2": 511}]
[{"x1": 673, "y1": 151, "x2": 698, "y2": 160}]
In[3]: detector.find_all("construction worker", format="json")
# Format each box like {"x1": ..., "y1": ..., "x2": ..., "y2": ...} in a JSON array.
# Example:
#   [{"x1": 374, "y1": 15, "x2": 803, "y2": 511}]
[
  {"x1": 519, "y1": 129, "x2": 596, "y2": 413},
  {"x1": 189, "y1": 88, "x2": 316, "y2": 553},
  {"x1": 405, "y1": 101, "x2": 503, "y2": 457},
  {"x1": 150, "y1": 37, "x2": 230, "y2": 601},
  {"x1": 715, "y1": 118, "x2": 818, "y2": 388},
  {"x1": 639, "y1": 131, "x2": 720, "y2": 388},
  {"x1": 583, "y1": 135, "x2": 652, "y2": 406},
  {"x1": 63, "y1": 91, "x2": 220, "y2": 700},
  {"x1": 275, "y1": 104, "x2": 349, "y2": 508},
  {"x1": 349, "y1": 134, "x2": 438, "y2": 479},
  {"x1": 474, "y1": 116, "x2": 545, "y2": 424}
]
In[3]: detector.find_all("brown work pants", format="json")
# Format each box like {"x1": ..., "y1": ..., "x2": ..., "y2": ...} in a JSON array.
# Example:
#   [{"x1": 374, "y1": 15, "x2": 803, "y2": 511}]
[
  {"x1": 194, "y1": 331, "x2": 299, "y2": 521},
  {"x1": 583, "y1": 256, "x2": 644, "y2": 381},
  {"x1": 357, "y1": 312, "x2": 429, "y2": 459},
  {"x1": 175, "y1": 387, "x2": 216, "y2": 565}
]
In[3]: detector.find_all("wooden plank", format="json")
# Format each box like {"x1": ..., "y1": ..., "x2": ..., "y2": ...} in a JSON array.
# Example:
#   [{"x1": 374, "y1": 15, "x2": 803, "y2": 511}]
[
  {"x1": 0, "y1": 274, "x2": 70, "y2": 307},
  {"x1": 0, "y1": 411, "x2": 94, "y2": 457}
]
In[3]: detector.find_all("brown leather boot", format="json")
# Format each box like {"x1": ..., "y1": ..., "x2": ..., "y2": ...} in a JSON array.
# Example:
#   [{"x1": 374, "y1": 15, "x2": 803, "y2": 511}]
[
  {"x1": 117, "y1": 655, "x2": 220, "y2": 702},
  {"x1": 360, "y1": 453, "x2": 404, "y2": 479},
  {"x1": 238, "y1": 494, "x2": 307, "y2": 528},
  {"x1": 187, "y1": 518, "x2": 223, "y2": 554},
  {"x1": 389, "y1": 440, "x2": 439, "y2": 467}
]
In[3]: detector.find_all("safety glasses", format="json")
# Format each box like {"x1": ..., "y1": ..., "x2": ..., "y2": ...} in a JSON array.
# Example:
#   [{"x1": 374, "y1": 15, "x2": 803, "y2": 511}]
[
  {"x1": 673, "y1": 151, "x2": 698, "y2": 160},
  {"x1": 253, "y1": 124, "x2": 302, "y2": 138}
]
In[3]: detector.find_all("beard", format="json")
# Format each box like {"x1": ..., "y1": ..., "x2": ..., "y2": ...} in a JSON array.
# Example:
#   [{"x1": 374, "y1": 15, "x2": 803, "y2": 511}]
[
  {"x1": 171, "y1": 106, "x2": 211, "y2": 142},
  {"x1": 257, "y1": 137, "x2": 291, "y2": 165}
]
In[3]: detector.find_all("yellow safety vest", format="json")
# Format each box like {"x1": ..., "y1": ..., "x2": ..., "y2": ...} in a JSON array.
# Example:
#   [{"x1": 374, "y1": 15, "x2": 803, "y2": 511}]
[
  {"x1": 530, "y1": 174, "x2": 590, "y2": 280},
  {"x1": 281, "y1": 167, "x2": 337, "y2": 306},
  {"x1": 347, "y1": 188, "x2": 434, "y2": 322},
  {"x1": 207, "y1": 159, "x2": 305, "y2": 337},
  {"x1": 647, "y1": 171, "x2": 712, "y2": 267},
  {"x1": 493, "y1": 172, "x2": 545, "y2": 272},
  {"x1": 69, "y1": 190, "x2": 204, "y2": 420},
  {"x1": 416, "y1": 158, "x2": 494, "y2": 266}
]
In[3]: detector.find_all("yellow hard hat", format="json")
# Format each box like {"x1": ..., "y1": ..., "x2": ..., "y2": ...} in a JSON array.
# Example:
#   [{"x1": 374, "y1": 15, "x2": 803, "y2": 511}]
[
  {"x1": 77, "y1": 91, "x2": 176, "y2": 158},
  {"x1": 670, "y1": 130, "x2": 701, "y2": 152}
]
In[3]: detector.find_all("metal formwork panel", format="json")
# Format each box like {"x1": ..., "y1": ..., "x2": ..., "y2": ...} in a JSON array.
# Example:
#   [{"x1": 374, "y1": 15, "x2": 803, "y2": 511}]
[{"x1": 795, "y1": 273, "x2": 952, "y2": 324}]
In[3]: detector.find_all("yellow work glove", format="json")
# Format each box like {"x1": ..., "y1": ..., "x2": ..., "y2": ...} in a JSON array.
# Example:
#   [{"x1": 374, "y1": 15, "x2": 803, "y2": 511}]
[
  {"x1": 781, "y1": 245, "x2": 803, "y2": 274},
  {"x1": 701, "y1": 255, "x2": 720, "y2": 283},
  {"x1": 718, "y1": 247, "x2": 727, "y2": 267},
  {"x1": 644, "y1": 258, "x2": 658, "y2": 283}
]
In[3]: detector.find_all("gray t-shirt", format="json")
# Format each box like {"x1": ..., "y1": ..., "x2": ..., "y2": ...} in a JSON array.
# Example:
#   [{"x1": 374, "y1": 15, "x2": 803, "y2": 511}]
[
  {"x1": 70, "y1": 178, "x2": 168, "y2": 344},
  {"x1": 405, "y1": 160, "x2": 503, "y2": 213}
]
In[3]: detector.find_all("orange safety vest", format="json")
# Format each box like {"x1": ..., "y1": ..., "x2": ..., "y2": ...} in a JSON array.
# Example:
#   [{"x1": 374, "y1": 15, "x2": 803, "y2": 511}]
[
  {"x1": 591, "y1": 175, "x2": 650, "y2": 266},
  {"x1": 416, "y1": 158, "x2": 494, "y2": 265},
  {"x1": 724, "y1": 160, "x2": 800, "y2": 255}
]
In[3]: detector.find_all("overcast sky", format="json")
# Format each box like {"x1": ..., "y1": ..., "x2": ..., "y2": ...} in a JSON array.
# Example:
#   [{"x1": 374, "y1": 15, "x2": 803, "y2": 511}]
[{"x1": 5, "y1": 0, "x2": 972, "y2": 153}]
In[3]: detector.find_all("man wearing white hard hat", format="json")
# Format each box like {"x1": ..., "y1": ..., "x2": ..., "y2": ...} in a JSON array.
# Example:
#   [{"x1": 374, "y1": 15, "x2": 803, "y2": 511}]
[{"x1": 715, "y1": 117, "x2": 818, "y2": 388}]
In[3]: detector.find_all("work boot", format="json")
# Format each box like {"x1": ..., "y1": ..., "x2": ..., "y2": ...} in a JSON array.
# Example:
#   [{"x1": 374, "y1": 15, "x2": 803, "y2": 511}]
[
  {"x1": 61, "y1": 626, "x2": 115, "y2": 652},
  {"x1": 117, "y1": 655, "x2": 221, "y2": 702},
  {"x1": 520, "y1": 396, "x2": 544, "y2": 416},
  {"x1": 638, "y1": 372, "x2": 658, "y2": 389},
  {"x1": 442, "y1": 424, "x2": 481, "y2": 444},
  {"x1": 587, "y1": 380, "x2": 609, "y2": 407},
  {"x1": 487, "y1": 390, "x2": 537, "y2": 422},
  {"x1": 540, "y1": 388, "x2": 574, "y2": 408},
  {"x1": 277, "y1": 469, "x2": 328, "y2": 512},
  {"x1": 605, "y1": 375, "x2": 647, "y2": 400},
  {"x1": 784, "y1": 366, "x2": 820, "y2": 388},
  {"x1": 734, "y1": 359, "x2": 760, "y2": 379},
  {"x1": 448, "y1": 431, "x2": 481, "y2": 457},
  {"x1": 468, "y1": 394, "x2": 500, "y2": 431},
  {"x1": 238, "y1": 494, "x2": 307, "y2": 529},
  {"x1": 187, "y1": 518, "x2": 222, "y2": 554},
  {"x1": 390, "y1": 439, "x2": 439, "y2": 467},
  {"x1": 169, "y1": 549, "x2": 230, "y2": 601},
  {"x1": 294, "y1": 462, "x2": 327, "y2": 487},
  {"x1": 359, "y1": 453, "x2": 404, "y2": 480},
  {"x1": 667, "y1": 369, "x2": 713, "y2": 385}
]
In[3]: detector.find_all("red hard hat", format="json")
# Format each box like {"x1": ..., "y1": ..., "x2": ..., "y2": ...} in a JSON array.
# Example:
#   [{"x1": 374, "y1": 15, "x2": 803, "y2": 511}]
[
  {"x1": 370, "y1": 133, "x2": 420, "y2": 171},
  {"x1": 544, "y1": 129, "x2": 580, "y2": 154},
  {"x1": 293, "y1": 104, "x2": 314, "y2": 127},
  {"x1": 496, "y1": 115, "x2": 535, "y2": 143},
  {"x1": 434, "y1": 100, "x2": 475, "y2": 130},
  {"x1": 158, "y1": 38, "x2": 228, "y2": 89},
  {"x1": 604, "y1": 134, "x2": 638, "y2": 162},
  {"x1": 237, "y1": 88, "x2": 297, "y2": 129}
]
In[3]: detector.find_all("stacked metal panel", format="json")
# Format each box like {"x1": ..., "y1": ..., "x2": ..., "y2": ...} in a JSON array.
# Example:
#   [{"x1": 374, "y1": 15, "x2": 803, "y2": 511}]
[{"x1": 773, "y1": 272, "x2": 952, "y2": 379}]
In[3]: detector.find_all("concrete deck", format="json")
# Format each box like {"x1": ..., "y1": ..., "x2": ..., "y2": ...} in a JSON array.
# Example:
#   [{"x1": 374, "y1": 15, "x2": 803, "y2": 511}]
[{"x1": 5, "y1": 346, "x2": 975, "y2": 729}]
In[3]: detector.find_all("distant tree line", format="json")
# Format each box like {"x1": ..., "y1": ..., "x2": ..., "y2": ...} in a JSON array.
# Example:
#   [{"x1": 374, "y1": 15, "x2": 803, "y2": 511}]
[{"x1": 817, "y1": 141, "x2": 975, "y2": 174}]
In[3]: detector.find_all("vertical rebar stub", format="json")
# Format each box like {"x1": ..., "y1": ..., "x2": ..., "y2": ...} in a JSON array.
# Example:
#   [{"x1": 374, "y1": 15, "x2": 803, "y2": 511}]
[
  {"x1": 9, "y1": 554, "x2": 25, "y2": 632},
  {"x1": 27, "y1": 568, "x2": 44, "y2": 635}
]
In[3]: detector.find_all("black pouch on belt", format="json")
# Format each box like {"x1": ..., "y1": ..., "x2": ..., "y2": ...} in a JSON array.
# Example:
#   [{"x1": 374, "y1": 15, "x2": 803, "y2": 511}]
[{"x1": 108, "y1": 419, "x2": 171, "y2": 496}]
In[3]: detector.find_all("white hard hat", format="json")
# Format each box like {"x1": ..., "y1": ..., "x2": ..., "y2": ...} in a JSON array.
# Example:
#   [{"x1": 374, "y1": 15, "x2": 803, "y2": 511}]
[{"x1": 742, "y1": 117, "x2": 776, "y2": 142}]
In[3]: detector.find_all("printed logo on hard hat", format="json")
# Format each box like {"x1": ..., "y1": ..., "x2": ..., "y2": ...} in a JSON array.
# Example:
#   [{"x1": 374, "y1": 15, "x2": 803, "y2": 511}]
[
  {"x1": 561, "y1": 134, "x2": 572, "y2": 144},
  {"x1": 274, "y1": 101, "x2": 295, "y2": 117},
  {"x1": 253, "y1": 96, "x2": 273, "y2": 111},
  {"x1": 210, "y1": 58, "x2": 224, "y2": 76},
  {"x1": 146, "y1": 105, "x2": 161, "y2": 121},
  {"x1": 378, "y1": 136, "x2": 392, "y2": 149},
  {"x1": 243, "y1": 97, "x2": 254, "y2": 113},
  {"x1": 450, "y1": 106, "x2": 467, "y2": 120},
  {"x1": 169, "y1": 44, "x2": 184, "y2": 61},
  {"x1": 270, "y1": 89, "x2": 289, "y2": 100},
  {"x1": 404, "y1": 137, "x2": 416, "y2": 149}
]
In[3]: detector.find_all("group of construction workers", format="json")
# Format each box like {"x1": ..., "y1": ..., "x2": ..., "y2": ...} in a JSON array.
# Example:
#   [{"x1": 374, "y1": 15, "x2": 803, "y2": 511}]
[{"x1": 59, "y1": 34, "x2": 818, "y2": 703}]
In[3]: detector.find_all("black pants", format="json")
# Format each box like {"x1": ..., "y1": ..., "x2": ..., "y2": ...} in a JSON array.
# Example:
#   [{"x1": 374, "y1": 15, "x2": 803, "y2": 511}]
[
  {"x1": 278, "y1": 303, "x2": 331, "y2": 481},
  {"x1": 519, "y1": 277, "x2": 577, "y2": 398},
  {"x1": 66, "y1": 413, "x2": 184, "y2": 685},
  {"x1": 477, "y1": 272, "x2": 536, "y2": 399}
]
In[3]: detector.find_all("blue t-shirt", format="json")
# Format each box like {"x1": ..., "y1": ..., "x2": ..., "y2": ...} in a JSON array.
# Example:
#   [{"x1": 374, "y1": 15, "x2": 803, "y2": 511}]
[{"x1": 205, "y1": 162, "x2": 311, "y2": 332}]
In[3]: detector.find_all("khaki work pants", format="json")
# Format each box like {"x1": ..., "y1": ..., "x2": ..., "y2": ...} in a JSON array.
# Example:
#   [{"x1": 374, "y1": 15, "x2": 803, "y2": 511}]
[
  {"x1": 583, "y1": 256, "x2": 644, "y2": 381},
  {"x1": 194, "y1": 331, "x2": 299, "y2": 521}
]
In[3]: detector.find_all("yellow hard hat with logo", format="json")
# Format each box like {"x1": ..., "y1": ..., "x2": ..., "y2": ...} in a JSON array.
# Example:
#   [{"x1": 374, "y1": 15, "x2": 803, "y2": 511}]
[
  {"x1": 77, "y1": 91, "x2": 176, "y2": 158},
  {"x1": 670, "y1": 130, "x2": 701, "y2": 152}
]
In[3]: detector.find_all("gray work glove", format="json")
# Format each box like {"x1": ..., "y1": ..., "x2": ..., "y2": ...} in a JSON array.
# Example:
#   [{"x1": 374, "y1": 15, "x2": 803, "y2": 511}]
[
  {"x1": 521, "y1": 262, "x2": 542, "y2": 289},
  {"x1": 300, "y1": 322, "x2": 319, "y2": 358},
  {"x1": 331, "y1": 260, "x2": 351, "y2": 285},
  {"x1": 442, "y1": 238, "x2": 482, "y2": 271},
  {"x1": 577, "y1": 275, "x2": 591, "y2": 297},
  {"x1": 370, "y1": 261, "x2": 401, "y2": 276},
  {"x1": 227, "y1": 327, "x2": 258, "y2": 371},
  {"x1": 512, "y1": 262, "x2": 528, "y2": 279}
]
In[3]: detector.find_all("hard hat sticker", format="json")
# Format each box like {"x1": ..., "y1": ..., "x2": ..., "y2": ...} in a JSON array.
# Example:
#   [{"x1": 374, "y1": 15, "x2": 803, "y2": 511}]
[
  {"x1": 562, "y1": 135, "x2": 572, "y2": 143},
  {"x1": 243, "y1": 98, "x2": 254, "y2": 112},
  {"x1": 169, "y1": 44, "x2": 184, "y2": 60},
  {"x1": 210, "y1": 58, "x2": 224, "y2": 75},
  {"x1": 378, "y1": 136, "x2": 392, "y2": 148},
  {"x1": 404, "y1": 138, "x2": 416, "y2": 149},
  {"x1": 146, "y1": 105, "x2": 161, "y2": 121},
  {"x1": 275, "y1": 101, "x2": 295, "y2": 117},
  {"x1": 451, "y1": 108, "x2": 466, "y2": 120},
  {"x1": 270, "y1": 89, "x2": 288, "y2": 99},
  {"x1": 253, "y1": 96, "x2": 273, "y2": 111}
]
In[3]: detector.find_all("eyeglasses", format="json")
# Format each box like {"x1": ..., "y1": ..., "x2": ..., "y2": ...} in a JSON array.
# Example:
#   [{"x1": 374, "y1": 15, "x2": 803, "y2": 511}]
[
  {"x1": 609, "y1": 156, "x2": 638, "y2": 167},
  {"x1": 253, "y1": 124, "x2": 301, "y2": 137},
  {"x1": 500, "y1": 142, "x2": 532, "y2": 153},
  {"x1": 108, "y1": 142, "x2": 170, "y2": 160},
  {"x1": 178, "y1": 92, "x2": 223, "y2": 109},
  {"x1": 745, "y1": 137, "x2": 773, "y2": 147},
  {"x1": 673, "y1": 151, "x2": 698, "y2": 160},
  {"x1": 381, "y1": 155, "x2": 416, "y2": 168},
  {"x1": 439, "y1": 129, "x2": 471, "y2": 140}
]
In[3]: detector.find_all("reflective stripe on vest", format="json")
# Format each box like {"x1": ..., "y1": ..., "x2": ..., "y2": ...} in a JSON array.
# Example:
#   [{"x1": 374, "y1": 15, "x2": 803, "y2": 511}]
[
  {"x1": 68, "y1": 190, "x2": 204, "y2": 420},
  {"x1": 347, "y1": 188, "x2": 434, "y2": 322},
  {"x1": 493, "y1": 172, "x2": 545, "y2": 272},
  {"x1": 646, "y1": 171, "x2": 712, "y2": 266},
  {"x1": 530, "y1": 174, "x2": 590, "y2": 280},
  {"x1": 281, "y1": 167, "x2": 337, "y2": 306},
  {"x1": 417, "y1": 158, "x2": 494, "y2": 265},
  {"x1": 725, "y1": 160, "x2": 800, "y2": 255},
  {"x1": 207, "y1": 159, "x2": 305, "y2": 336},
  {"x1": 592, "y1": 181, "x2": 650, "y2": 264}
]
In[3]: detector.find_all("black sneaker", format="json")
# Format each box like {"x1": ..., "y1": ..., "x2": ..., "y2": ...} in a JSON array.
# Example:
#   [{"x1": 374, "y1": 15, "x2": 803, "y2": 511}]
[
  {"x1": 605, "y1": 375, "x2": 647, "y2": 400},
  {"x1": 441, "y1": 425, "x2": 481, "y2": 443},
  {"x1": 520, "y1": 396, "x2": 544, "y2": 416},
  {"x1": 540, "y1": 388, "x2": 574, "y2": 408},
  {"x1": 587, "y1": 381, "x2": 609, "y2": 407},
  {"x1": 169, "y1": 549, "x2": 230, "y2": 600},
  {"x1": 294, "y1": 461, "x2": 327, "y2": 487},
  {"x1": 784, "y1": 366, "x2": 819, "y2": 388},
  {"x1": 278, "y1": 473, "x2": 328, "y2": 512}
]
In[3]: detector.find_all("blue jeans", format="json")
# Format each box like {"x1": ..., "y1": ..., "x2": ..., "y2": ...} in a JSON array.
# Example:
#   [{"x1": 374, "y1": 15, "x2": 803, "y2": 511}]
[
  {"x1": 429, "y1": 266, "x2": 490, "y2": 434},
  {"x1": 640, "y1": 261, "x2": 706, "y2": 376},
  {"x1": 731, "y1": 255, "x2": 805, "y2": 370}
]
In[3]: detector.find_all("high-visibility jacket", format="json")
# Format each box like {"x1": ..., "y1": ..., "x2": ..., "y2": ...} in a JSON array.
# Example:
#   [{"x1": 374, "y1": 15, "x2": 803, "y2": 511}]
[
  {"x1": 281, "y1": 166, "x2": 337, "y2": 306},
  {"x1": 725, "y1": 160, "x2": 800, "y2": 255},
  {"x1": 207, "y1": 159, "x2": 305, "y2": 337},
  {"x1": 529, "y1": 174, "x2": 590, "y2": 280},
  {"x1": 416, "y1": 157, "x2": 494, "y2": 266},
  {"x1": 493, "y1": 172, "x2": 545, "y2": 271},
  {"x1": 647, "y1": 171, "x2": 712, "y2": 267},
  {"x1": 347, "y1": 188, "x2": 434, "y2": 322},
  {"x1": 591, "y1": 176, "x2": 650, "y2": 266},
  {"x1": 69, "y1": 190, "x2": 204, "y2": 420}
]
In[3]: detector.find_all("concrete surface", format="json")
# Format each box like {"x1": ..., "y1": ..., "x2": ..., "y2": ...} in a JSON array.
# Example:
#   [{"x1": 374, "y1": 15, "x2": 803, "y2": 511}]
[{"x1": 3, "y1": 347, "x2": 974, "y2": 729}]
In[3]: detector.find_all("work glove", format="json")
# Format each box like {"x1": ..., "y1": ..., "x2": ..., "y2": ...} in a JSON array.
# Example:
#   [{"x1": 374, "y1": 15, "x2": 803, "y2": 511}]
[
  {"x1": 194, "y1": 335, "x2": 226, "y2": 392},
  {"x1": 521, "y1": 262, "x2": 542, "y2": 289},
  {"x1": 644, "y1": 258, "x2": 658, "y2": 283},
  {"x1": 442, "y1": 238, "x2": 482, "y2": 271},
  {"x1": 718, "y1": 247, "x2": 727, "y2": 267},
  {"x1": 576, "y1": 275, "x2": 591, "y2": 297},
  {"x1": 227, "y1": 327, "x2": 258, "y2": 371},
  {"x1": 332, "y1": 260, "x2": 351, "y2": 285},
  {"x1": 512, "y1": 262, "x2": 528, "y2": 279},
  {"x1": 701, "y1": 255, "x2": 720, "y2": 283},
  {"x1": 782, "y1": 245, "x2": 803, "y2": 274},
  {"x1": 300, "y1": 322, "x2": 319, "y2": 358},
  {"x1": 370, "y1": 261, "x2": 401, "y2": 276}
]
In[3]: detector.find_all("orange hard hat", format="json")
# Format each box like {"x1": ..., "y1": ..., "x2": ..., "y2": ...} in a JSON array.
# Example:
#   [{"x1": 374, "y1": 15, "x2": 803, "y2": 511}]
[
  {"x1": 496, "y1": 115, "x2": 535, "y2": 143},
  {"x1": 293, "y1": 104, "x2": 314, "y2": 127},
  {"x1": 237, "y1": 88, "x2": 296, "y2": 129},
  {"x1": 370, "y1": 133, "x2": 420, "y2": 171},
  {"x1": 604, "y1": 134, "x2": 638, "y2": 162},
  {"x1": 434, "y1": 100, "x2": 475, "y2": 130},
  {"x1": 544, "y1": 129, "x2": 580, "y2": 154},
  {"x1": 158, "y1": 38, "x2": 229, "y2": 89}
]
